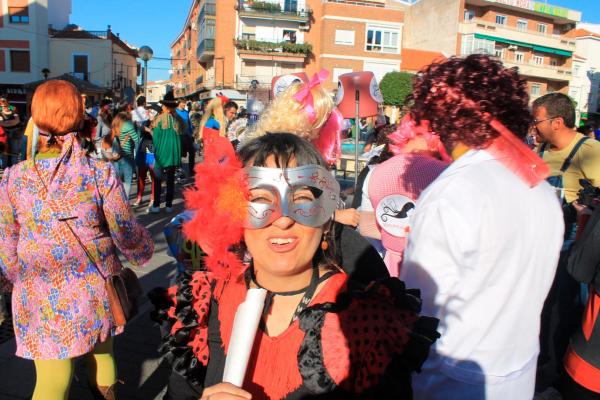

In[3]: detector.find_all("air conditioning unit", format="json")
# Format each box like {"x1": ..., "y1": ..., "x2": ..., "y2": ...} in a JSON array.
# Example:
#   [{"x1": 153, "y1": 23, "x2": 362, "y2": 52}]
[
  {"x1": 299, "y1": 24, "x2": 310, "y2": 31},
  {"x1": 507, "y1": 45, "x2": 518, "y2": 51}
]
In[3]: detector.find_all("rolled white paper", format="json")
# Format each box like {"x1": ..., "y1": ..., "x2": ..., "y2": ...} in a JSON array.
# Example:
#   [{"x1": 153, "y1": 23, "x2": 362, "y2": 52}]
[{"x1": 222, "y1": 287, "x2": 267, "y2": 387}]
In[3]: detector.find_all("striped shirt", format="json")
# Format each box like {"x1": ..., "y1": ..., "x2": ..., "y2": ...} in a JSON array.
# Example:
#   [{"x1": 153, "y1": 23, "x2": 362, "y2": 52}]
[{"x1": 119, "y1": 121, "x2": 140, "y2": 156}]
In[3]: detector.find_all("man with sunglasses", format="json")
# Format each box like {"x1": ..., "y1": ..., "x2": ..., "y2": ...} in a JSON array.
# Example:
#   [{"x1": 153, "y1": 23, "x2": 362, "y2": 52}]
[{"x1": 533, "y1": 92, "x2": 600, "y2": 397}]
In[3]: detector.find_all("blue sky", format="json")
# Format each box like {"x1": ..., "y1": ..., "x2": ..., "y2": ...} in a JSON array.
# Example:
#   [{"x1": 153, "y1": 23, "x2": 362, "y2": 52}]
[{"x1": 70, "y1": 0, "x2": 600, "y2": 83}]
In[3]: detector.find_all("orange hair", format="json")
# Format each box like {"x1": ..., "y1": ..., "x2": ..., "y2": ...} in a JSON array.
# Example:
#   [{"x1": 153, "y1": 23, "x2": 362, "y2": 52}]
[{"x1": 31, "y1": 80, "x2": 83, "y2": 135}]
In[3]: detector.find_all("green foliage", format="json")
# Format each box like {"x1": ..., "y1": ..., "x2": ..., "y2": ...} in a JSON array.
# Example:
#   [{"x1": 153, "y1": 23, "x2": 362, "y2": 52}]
[
  {"x1": 378, "y1": 71, "x2": 414, "y2": 106},
  {"x1": 235, "y1": 39, "x2": 312, "y2": 55},
  {"x1": 250, "y1": 1, "x2": 282, "y2": 13}
]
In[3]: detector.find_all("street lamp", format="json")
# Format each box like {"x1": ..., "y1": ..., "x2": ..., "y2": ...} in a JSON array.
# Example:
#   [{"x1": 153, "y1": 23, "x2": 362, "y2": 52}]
[{"x1": 138, "y1": 45, "x2": 154, "y2": 100}]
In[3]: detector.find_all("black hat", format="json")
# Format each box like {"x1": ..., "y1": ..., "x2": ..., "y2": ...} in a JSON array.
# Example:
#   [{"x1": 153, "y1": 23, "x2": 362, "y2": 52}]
[{"x1": 160, "y1": 91, "x2": 178, "y2": 108}]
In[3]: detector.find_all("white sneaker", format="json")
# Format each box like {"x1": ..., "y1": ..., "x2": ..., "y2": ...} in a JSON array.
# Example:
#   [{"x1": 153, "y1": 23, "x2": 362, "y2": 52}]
[
  {"x1": 165, "y1": 207, "x2": 174, "y2": 213},
  {"x1": 148, "y1": 206, "x2": 161, "y2": 214}
]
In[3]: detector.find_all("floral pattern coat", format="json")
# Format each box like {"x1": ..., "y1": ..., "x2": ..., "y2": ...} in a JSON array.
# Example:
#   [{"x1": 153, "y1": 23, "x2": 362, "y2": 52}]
[{"x1": 0, "y1": 135, "x2": 153, "y2": 360}]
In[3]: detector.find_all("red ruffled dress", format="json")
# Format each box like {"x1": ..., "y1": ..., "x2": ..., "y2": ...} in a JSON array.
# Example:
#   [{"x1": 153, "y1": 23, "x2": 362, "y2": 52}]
[{"x1": 150, "y1": 269, "x2": 439, "y2": 399}]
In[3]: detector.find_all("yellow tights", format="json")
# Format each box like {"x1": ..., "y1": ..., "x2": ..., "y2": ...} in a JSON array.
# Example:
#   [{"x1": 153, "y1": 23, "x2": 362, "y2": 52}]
[{"x1": 32, "y1": 337, "x2": 117, "y2": 400}]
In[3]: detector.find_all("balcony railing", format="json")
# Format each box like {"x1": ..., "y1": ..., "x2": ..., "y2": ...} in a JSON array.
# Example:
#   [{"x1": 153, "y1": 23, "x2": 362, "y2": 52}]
[
  {"x1": 462, "y1": 18, "x2": 576, "y2": 48},
  {"x1": 323, "y1": 0, "x2": 404, "y2": 11},
  {"x1": 237, "y1": 1, "x2": 311, "y2": 21},
  {"x1": 235, "y1": 38, "x2": 312, "y2": 56},
  {"x1": 71, "y1": 71, "x2": 90, "y2": 81},
  {"x1": 197, "y1": 39, "x2": 215, "y2": 61},
  {"x1": 503, "y1": 59, "x2": 573, "y2": 81}
]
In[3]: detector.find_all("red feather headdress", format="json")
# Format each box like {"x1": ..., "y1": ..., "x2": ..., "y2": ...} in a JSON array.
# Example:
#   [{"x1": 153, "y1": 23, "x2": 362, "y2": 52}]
[{"x1": 183, "y1": 129, "x2": 249, "y2": 277}]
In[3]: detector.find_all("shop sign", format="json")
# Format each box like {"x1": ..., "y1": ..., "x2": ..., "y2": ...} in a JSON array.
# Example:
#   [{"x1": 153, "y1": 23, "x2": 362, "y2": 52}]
[
  {"x1": 495, "y1": 0, "x2": 534, "y2": 10},
  {"x1": 533, "y1": 2, "x2": 569, "y2": 18}
]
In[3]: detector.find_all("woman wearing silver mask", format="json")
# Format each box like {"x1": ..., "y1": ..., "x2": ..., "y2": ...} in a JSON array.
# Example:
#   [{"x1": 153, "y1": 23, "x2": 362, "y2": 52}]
[{"x1": 152, "y1": 133, "x2": 439, "y2": 400}]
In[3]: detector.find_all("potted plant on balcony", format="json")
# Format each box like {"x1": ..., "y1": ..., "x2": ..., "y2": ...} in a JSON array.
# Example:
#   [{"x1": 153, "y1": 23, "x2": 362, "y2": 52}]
[{"x1": 250, "y1": 1, "x2": 281, "y2": 13}]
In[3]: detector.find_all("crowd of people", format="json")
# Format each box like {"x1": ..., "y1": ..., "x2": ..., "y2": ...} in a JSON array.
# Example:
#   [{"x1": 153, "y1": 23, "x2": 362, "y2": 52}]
[{"x1": 0, "y1": 53, "x2": 599, "y2": 400}]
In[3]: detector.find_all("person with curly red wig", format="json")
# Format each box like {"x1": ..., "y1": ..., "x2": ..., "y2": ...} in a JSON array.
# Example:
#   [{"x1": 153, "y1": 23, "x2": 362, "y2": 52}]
[{"x1": 400, "y1": 54, "x2": 565, "y2": 399}]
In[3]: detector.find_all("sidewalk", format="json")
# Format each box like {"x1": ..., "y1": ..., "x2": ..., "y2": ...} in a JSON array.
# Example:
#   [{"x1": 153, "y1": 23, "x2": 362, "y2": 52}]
[{"x1": 0, "y1": 188, "x2": 189, "y2": 400}]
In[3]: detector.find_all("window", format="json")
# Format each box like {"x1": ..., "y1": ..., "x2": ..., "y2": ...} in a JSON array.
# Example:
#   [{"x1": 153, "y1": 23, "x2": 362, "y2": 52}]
[
  {"x1": 73, "y1": 54, "x2": 89, "y2": 81},
  {"x1": 10, "y1": 50, "x2": 30, "y2": 72},
  {"x1": 8, "y1": 6, "x2": 29, "y2": 24},
  {"x1": 335, "y1": 30, "x2": 355, "y2": 46},
  {"x1": 460, "y1": 34, "x2": 494, "y2": 55},
  {"x1": 537, "y1": 23, "x2": 547, "y2": 34},
  {"x1": 494, "y1": 46, "x2": 505, "y2": 59},
  {"x1": 333, "y1": 67, "x2": 353, "y2": 83},
  {"x1": 464, "y1": 9, "x2": 475, "y2": 21},
  {"x1": 517, "y1": 20, "x2": 528, "y2": 31},
  {"x1": 550, "y1": 58, "x2": 558, "y2": 66},
  {"x1": 515, "y1": 51, "x2": 525, "y2": 63},
  {"x1": 532, "y1": 54, "x2": 544, "y2": 65},
  {"x1": 531, "y1": 83, "x2": 542, "y2": 97},
  {"x1": 496, "y1": 14, "x2": 507, "y2": 25},
  {"x1": 366, "y1": 27, "x2": 400, "y2": 54},
  {"x1": 284, "y1": 0, "x2": 298, "y2": 13}
]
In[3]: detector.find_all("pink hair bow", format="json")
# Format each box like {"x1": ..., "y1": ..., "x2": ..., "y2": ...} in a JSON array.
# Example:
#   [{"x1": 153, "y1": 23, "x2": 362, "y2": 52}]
[
  {"x1": 293, "y1": 69, "x2": 329, "y2": 123},
  {"x1": 389, "y1": 114, "x2": 451, "y2": 162}
]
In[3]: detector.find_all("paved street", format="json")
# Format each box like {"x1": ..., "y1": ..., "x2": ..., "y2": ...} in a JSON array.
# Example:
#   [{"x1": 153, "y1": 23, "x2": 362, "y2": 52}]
[{"x1": 0, "y1": 175, "x2": 193, "y2": 400}]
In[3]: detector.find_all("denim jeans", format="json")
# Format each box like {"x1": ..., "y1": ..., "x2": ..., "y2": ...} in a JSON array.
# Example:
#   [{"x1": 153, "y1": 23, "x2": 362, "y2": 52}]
[{"x1": 117, "y1": 155, "x2": 135, "y2": 200}]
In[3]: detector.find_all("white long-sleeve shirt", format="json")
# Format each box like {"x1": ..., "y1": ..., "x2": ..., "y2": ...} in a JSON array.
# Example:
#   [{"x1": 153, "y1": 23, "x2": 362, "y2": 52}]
[{"x1": 402, "y1": 149, "x2": 564, "y2": 400}]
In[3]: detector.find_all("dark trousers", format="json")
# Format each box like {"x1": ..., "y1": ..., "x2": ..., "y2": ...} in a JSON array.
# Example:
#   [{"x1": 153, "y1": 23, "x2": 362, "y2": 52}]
[
  {"x1": 153, "y1": 167, "x2": 176, "y2": 208},
  {"x1": 182, "y1": 135, "x2": 195, "y2": 177}
]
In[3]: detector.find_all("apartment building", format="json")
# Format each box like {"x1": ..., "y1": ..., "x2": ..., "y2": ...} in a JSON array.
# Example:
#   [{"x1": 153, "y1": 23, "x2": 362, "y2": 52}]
[
  {"x1": 569, "y1": 26, "x2": 600, "y2": 121},
  {"x1": 305, "y1": 0, "x2": 407, "y2": 90},
  {"x1": 172, "y1": 0, "x2": 311, "y2": 100},
  {"x1": 404, "y1": 0, "x2": 581, "y2": 101},
  {"x1": 49, "y1": 25, "x2": 139, "y2": 100},
  {"x1": 171, "y1": 0, "x2": 420, "y2": 99},
  {"x1": 171, "y1": 0, "x2": 205, "y2": 98},
  {"x1": 0, "y1": 0, "x2": 71, "y2": 107},
  {"x1": 146, "y1": 80, "x2": 173, "y2": 104}
]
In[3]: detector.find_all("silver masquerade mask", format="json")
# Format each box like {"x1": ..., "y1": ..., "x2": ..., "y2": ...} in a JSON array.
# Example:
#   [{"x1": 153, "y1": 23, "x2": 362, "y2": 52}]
[{"x1": 245, "y1": 165, "x2": 340, "y2": 229}]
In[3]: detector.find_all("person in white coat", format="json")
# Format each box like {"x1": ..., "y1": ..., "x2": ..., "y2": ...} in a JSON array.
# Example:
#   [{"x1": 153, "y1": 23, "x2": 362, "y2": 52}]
[{"x1": 401, "y1": 54, "x2": 564, "y2": 399}]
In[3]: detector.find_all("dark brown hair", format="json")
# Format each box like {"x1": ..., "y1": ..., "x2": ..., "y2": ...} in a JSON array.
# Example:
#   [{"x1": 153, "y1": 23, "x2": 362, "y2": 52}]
[{"x1": 408, "y1": 54, "x2": 532, "y2": 150}]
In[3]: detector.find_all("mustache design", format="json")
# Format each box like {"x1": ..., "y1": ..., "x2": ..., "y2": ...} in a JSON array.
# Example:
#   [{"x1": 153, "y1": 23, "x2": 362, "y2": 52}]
[{"x1": 381, "y1": 202, "x2": 415, "y2": 222}]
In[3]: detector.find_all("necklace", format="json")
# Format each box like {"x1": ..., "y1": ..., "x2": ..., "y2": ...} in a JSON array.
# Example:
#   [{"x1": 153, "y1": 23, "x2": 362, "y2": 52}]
[{"x1": 246, "y1": 264, "x2": 338, "y2": 332}]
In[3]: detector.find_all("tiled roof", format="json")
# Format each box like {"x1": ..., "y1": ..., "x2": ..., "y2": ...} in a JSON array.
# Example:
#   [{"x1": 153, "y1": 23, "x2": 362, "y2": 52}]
[
  {"x1": 402, "y1": 48, "x2": 446, "y2": 72},
  {"x1": 573, "y1": 28, "x2": 600, "y2": 39},
  {"x1": 24, "y1": 73, "x2": 107, "y2": 94}
]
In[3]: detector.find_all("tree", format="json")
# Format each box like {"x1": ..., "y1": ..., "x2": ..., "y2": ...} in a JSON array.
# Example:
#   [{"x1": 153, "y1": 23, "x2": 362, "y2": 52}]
[{"x1": 379, "y1": 71, "x2": 414, "y2": 107}]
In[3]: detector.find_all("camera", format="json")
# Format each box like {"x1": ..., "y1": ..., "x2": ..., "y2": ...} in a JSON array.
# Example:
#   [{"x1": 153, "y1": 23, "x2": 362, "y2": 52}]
[{"x1": 577, "y1": 179, "x2": 600, "y2": 209}]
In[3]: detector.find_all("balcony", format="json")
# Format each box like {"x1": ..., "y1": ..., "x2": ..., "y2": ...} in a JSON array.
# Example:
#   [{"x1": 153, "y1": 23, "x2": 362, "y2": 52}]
[
  {"x1": 237, "y1": 1, "x2": 311, "y2": 23},
  {"x1": 197, "y1": 39, "x2": 215, "y2": 62},
  {"x1": 235, "y1": 38, "x2": 311, "y2": 54},
  {"x1": 71, "y1": 71, "x2": 89, "y2": 81},
  {"x1": 323, "y1": 0, "x2": 404, "y2": 11},
  {"x1": 235, "y1": 75, "x2": 275, "y2": 91},
  {"x1": 460, "y1": 18, "x2": 576, "y2": 52},
  {"x1": 503, "y1": 60, "x2": 573, "y2": 82},
  {"x1": 198, "y1": 0, "x2": 216, "y2": 22}
]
